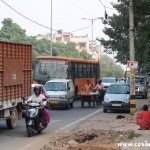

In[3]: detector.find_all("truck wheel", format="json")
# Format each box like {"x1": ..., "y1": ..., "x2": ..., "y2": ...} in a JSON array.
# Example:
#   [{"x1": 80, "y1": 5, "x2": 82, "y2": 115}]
[
  {"x1": 27, "y1": 126, "x2": 33, "y2": 137},
  {"x1": 6, "y1": 109, "x2": 17, "y2": 129}
]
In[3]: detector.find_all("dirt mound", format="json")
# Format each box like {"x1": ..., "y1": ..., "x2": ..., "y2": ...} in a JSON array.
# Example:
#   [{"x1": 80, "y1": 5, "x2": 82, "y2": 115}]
[{"x1": 41, "y1": 129, "x2": 131, "y2": 150}]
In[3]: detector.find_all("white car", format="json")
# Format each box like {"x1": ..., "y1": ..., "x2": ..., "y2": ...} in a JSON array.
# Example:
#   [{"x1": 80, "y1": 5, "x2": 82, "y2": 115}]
[
  {"x1": 45, "y1": 79, "x2": 75, "y2": 109},
  {"x1": 102, "y1": 77, "x2": 117, "y2": 89}
]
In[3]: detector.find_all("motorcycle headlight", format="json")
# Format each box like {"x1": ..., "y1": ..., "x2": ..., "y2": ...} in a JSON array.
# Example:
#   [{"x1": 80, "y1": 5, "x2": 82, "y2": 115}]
[
  {"x1": 104, "y1": 98, "x2": 109, "y2": 102},
  {"x1": 60, "y1": 95, "x2": 67, "y2": 99}
]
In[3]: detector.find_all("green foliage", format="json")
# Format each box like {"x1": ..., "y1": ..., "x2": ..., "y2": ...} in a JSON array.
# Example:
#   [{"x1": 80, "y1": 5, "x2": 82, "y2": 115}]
[
  {"x1": 0, "y1": 18, "x2": 26, "y2": 42},
  {"x1": 100, "y1": 54, "x2": 124, "y2": 78},
  {"x1": 99, "y1": 0, "x2": 150, "y2": 71},
  {"x1": 0, "y1": 18, "x2": 125, "y2": 77},
  {"x1": 128, "y1": 130, "x2": 140, "y2": 140},
  {"x1": 0, "y1": 18, "x2": 92, "y2": 61}
]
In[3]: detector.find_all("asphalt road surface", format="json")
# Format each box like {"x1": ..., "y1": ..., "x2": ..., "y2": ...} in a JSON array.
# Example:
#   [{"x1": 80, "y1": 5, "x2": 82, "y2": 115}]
[
  {"x1": 0, "y1": 94, "x2": 149, "y2": 150},
  {"x1": 0, "y1": 100, "x2": 103, "y2": 150}
]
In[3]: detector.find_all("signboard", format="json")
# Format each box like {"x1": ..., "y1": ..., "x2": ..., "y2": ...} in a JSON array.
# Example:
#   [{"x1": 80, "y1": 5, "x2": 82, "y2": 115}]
[{"x1": 128, "y1": 61, "x2": 138, "y2": 69}]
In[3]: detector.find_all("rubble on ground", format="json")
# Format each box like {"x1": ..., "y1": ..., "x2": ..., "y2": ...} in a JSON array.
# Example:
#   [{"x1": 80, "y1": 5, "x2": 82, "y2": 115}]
[{"x1": 41, "y1": 116, "x2": 139, "y2": 150}]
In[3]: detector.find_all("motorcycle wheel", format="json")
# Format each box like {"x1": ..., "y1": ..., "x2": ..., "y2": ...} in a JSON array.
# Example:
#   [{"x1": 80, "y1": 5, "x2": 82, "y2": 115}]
[{"x1": 27, "y1": 126, "x2": 33, "y2": 137}]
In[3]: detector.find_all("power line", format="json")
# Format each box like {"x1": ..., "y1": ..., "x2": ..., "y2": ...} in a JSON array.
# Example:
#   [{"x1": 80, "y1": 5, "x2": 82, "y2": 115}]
[
  {"x1": 98, "y1": 0, "x2": 116, "y2": 11},
  {"x1": 98, "y1": 0, "x2": 106, "y2": 10},
  {"x1": 0, "y1": 0, "x2": 58, "y2": 32},
  {"x1": 71, "y1": 24, "x2": 92, "y2": 33},
  {"x1": 65, "y1": 0, "x2": 97, "y2": 17},
  {"x1": 0, "y1": 0, "x2": 105, "y2": 35}
]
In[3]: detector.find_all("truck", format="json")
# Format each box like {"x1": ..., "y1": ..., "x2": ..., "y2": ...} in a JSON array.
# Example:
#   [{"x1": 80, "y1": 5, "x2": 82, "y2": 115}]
[{"x1": 0, "y1": 40, "x2": 32, "y2": 129}]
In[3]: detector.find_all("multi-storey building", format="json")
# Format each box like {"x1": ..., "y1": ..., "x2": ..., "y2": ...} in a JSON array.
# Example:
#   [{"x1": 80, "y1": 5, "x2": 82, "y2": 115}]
[{"x1": 36, "y1": 31, "x2": 101, "y2": 60}]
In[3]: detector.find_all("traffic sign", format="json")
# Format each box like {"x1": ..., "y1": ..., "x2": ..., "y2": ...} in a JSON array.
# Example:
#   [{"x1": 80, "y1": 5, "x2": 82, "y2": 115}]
[{"x1": 128, "y1": 61, "x2": 138, "y2": 69}]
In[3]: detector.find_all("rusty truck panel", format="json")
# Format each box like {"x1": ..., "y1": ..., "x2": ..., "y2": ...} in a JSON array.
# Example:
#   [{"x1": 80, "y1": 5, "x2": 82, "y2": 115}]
[{"x1": 0, "y1": 41, "x2": 32, "y2": 102}]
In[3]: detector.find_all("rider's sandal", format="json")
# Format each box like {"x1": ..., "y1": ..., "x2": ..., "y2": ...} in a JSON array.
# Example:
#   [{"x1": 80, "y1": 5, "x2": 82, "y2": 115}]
[{"x1": 39, "y1": 123, "x2": 44, "y2": 128}]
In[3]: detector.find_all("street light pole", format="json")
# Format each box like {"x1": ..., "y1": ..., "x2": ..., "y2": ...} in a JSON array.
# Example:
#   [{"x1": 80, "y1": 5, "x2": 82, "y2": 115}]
[
  {"x1": 81, "y1": 17, "x2": 103, "y2": 60},
  {"x1": 50, "y1": 0, "x2": 53, "y2": 56}
]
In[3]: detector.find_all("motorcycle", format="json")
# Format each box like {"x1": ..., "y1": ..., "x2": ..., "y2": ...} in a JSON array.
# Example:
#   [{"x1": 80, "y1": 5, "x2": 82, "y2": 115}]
[
  {"x1": 24, "y1": 99, "x2": 48, "y2": 137},
  {"x1": 95, "y1": 89, "x2": 105, "y2": 106}
]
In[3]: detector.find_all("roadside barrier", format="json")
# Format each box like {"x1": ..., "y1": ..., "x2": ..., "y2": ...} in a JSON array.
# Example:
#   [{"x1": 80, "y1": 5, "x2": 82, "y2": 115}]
[{"x1": 130, "y1": 100, "x2": 136, "y2": 113}]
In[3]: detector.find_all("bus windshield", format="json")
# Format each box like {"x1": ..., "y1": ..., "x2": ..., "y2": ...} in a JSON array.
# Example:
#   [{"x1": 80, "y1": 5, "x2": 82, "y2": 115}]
[{"x1": 33, "y1": 59, "x2": 69, "y2": 84}]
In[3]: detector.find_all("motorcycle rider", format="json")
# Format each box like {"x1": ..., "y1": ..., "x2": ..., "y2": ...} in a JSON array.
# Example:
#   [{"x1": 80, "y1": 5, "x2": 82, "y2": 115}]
[
  {"x1": 26, "y1": 86, "x2": 48, "y2": 128},
  {"x1": 94, "y1": 80, "x2": 105, "y2": 101}
]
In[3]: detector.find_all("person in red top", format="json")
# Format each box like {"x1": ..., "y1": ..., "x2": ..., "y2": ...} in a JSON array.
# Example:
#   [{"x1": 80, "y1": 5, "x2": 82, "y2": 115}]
[
  {"x1": 136, "y1": 104, "x2": 150, "y2": 130},
  {"x1": 84, "y1": 80, "x2": 92, "y2": 93}
]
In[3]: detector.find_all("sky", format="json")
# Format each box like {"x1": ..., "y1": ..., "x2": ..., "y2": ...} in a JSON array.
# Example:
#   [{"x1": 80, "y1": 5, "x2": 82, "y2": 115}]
[{"x1": 0, "y1": 0, "x2": 118, "y2": 40}]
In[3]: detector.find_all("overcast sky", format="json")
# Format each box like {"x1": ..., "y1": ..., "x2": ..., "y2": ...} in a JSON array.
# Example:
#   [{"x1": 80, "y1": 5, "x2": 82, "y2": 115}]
[{"x1": 0, "y1": 0, "x2": 118, "y2": 40}]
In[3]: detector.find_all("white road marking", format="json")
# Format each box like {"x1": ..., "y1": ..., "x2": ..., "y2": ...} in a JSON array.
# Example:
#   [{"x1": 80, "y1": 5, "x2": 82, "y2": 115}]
[
  {"x1": 55, "y1": 108, "x2": 103, "y2": 132},
  {"x1": 50, "y1": 120, "x2": 62, "y2": 124}
]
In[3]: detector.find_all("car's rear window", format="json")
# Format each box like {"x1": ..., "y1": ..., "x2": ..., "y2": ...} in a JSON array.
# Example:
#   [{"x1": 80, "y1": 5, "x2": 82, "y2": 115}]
[
  {"x1": 102, "y1": 78, "x2": 116, "y2": 83},
  {"x1": 107, "y1": 85, "x2": 130, "y2": 94}
]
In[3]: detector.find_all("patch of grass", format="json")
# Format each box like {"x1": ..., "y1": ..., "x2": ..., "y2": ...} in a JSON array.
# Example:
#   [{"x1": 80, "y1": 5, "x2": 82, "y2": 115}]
[
  {"x1": 130, "y1": 112, "x2": 135, "y2": 116},
  {"x1": 128, "y1": 130, "x2": 140, "y2": 140}
]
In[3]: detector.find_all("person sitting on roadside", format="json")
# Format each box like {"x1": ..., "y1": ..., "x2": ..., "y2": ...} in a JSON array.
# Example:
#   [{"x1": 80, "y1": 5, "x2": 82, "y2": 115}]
[
  {"x1": 84, "y1": 80, "x2": 92, "y2": 93},
  {"x1": 136, "y1": 104, "x2": 150, "y2": 130}
]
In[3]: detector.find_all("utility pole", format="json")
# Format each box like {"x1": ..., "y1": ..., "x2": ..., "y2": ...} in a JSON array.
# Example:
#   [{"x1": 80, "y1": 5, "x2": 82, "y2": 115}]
[
  {"x1": 129, "y1": 0, "x2": 135, "y2": 61},
  {"x1": 129, "y1": 0, "x2": 136, "y2": 113},
  {"x1": 50, "y1": 0, "x2": 53, "y2": 56},
  {"x1": 81, "y1": 17, "x2": 103, "y2": 60}
]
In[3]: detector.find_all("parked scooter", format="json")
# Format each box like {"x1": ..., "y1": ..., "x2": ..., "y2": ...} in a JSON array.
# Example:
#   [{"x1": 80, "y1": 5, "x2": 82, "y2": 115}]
[{"x1": 24, "y1": 100, "x2": 48, "y2": 137}]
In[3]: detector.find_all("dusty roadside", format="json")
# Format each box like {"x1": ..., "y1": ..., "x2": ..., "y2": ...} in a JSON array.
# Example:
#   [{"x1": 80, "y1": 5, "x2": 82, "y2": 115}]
[
  {"x1": 39, "y1": 99, "x2": 150, "y2": 150},
  {"x1": 40, "y1": 112, "x2": 142, "y2": 150}
]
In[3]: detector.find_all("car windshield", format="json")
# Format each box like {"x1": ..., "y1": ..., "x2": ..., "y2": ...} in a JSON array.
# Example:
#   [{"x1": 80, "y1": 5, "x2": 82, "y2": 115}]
[
  {"x1": 107, "y1": 84, "x2": 130, "y2": 94},
  {"x1": 102, "y1": 78, "x2": 116, "y2": 83},
  {"x1": 135, "y1": 78, "x2": 145, "y2": 84},
  {"x1": 45, "y1": 82, "x2": 66, "y2": 91}
]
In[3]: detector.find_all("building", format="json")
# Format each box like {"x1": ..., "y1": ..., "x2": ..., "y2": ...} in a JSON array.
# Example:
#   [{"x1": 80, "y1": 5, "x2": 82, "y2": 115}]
[{"x1": 36, "y1": 31, "x2": 101, "y2": 60}]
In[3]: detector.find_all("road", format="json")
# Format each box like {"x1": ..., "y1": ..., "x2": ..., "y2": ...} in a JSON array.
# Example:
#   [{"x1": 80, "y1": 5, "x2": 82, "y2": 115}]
[
  {"x1": 0, "y1": 100, "x2": 103, "y2": 150},
  {"x1": 0, "y1": 96, "x2": 149, "y2": 150}
]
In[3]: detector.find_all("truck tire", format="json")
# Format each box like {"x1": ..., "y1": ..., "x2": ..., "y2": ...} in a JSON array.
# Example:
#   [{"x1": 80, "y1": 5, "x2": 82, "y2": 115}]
[{"x1": 6, "y1": 109, "x2": 17, "y2": 129}]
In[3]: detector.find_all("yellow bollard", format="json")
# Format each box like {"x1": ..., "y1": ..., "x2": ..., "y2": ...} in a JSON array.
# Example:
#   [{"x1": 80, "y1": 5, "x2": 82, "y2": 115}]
[{"x1": 130, "y1": 100, "x2": 136, "y2": 113}]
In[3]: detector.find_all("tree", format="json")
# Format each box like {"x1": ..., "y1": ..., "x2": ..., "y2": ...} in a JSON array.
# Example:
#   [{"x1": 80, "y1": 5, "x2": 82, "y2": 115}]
[
  {"x1": 98, "y1": 0, "x2": 150, "y2": 71},
  {"x1": 0, "y1": 18, "x2": 27, "y2": 42},
  {"x1": 100, "y1": 54, "x2": 124, "y2": 78},
  {"x1": 0, "y1": 18, "x2": 92, "y2": 61}
]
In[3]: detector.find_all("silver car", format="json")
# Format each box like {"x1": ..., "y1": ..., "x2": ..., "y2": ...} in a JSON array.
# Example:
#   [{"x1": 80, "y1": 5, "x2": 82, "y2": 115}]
[
  {"x1": 126, "y1": 75, "x2": 148, "y2": 98},
  {"x1": 103, "y1": 83, "x2": 130, "y2": 113},
  {"x1": 102, "y1": 77, "x2": 117, "y2": 89}
]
